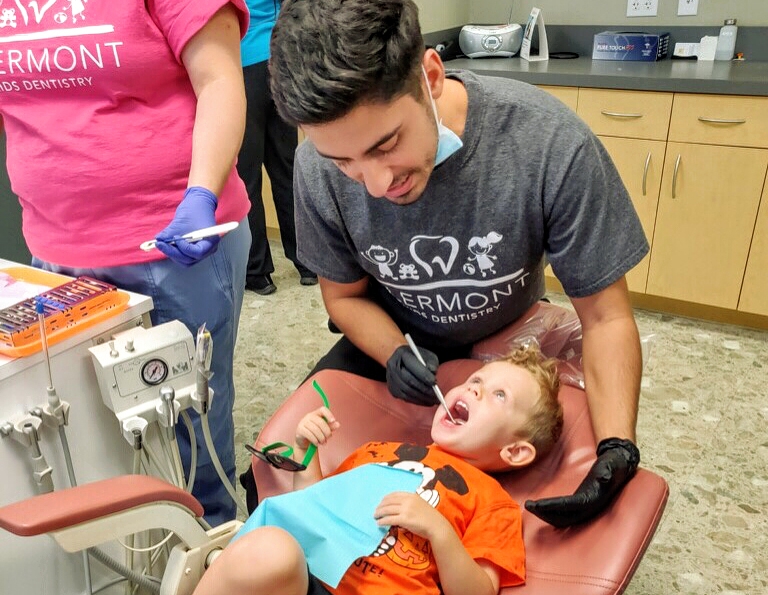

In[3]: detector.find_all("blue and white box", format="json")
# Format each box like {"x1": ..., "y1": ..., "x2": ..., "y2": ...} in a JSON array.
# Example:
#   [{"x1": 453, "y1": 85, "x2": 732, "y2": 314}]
[{"x1": 592, "y1": 31, "x2": 670, "y2": 61}]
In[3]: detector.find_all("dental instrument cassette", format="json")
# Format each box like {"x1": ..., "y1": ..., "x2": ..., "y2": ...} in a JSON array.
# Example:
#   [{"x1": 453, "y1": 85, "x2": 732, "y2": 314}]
[{"x1": 0, "y1": 272, "x2": 129, "y2": 358}]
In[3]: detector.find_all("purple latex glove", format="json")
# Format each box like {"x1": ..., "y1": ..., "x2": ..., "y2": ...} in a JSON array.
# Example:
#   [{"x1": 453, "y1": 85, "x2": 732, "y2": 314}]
[{"x1": 155, "y1": 187, "x2": 219, "y2": 267}]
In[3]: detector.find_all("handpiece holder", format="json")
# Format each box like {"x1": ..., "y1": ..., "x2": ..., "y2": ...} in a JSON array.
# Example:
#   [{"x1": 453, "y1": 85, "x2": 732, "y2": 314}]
[{"x1": 193, "y1": 324, "x2": 214, "y2": 414}]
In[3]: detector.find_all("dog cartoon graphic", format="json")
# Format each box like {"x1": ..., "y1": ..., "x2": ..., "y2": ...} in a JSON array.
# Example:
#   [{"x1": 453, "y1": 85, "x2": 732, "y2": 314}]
[
  {"x1": 361, "y1": 245, "x2": 399, "y2": 279},
  {"x1": 466, "y1": 231, "x2": 503, "y2": 277},
  {"x1": 371, "y1": 444, "x2": 468, "y2": 570}
]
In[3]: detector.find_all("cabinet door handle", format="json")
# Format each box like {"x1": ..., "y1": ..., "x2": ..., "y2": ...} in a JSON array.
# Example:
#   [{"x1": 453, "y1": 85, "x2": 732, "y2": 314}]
[
  {"x1": 697, "y1": 116, "x2": 747, "y2": 124},
  {"x1": 672, "y1": 154, "x2": 681, "y2": 199},
  {"x1": 642, "y1": 151, "x2": 651, "y2": 196},
  {"x1": 601, "y1": 110, "x2": 643, "y2": 118}
]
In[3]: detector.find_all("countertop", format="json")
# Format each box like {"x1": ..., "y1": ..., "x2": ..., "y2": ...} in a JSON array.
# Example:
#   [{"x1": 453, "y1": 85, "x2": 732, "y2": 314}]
[{"x1": 445, "y1": 56, "x2": 768, "y2": 96}]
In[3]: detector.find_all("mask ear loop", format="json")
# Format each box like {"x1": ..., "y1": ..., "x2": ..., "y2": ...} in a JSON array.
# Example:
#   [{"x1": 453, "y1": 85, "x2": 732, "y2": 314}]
[{"x1": 421, "y1": 65, "x2": 442, "y2": 129}]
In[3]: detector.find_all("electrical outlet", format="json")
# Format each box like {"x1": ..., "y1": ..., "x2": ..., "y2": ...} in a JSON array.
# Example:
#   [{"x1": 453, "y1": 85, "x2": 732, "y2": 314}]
[
  {"x1": 677, "y1": 0, "x2": 699, "y2": 16},
  {"x1": 627, "y1": 0, "x2": 658, "y2": 17}
]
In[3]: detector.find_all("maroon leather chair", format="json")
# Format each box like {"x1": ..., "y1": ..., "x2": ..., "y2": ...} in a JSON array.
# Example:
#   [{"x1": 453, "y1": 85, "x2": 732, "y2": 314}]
[{"x1": 250, "y1": 303, "x2": 668, "y2": 595}]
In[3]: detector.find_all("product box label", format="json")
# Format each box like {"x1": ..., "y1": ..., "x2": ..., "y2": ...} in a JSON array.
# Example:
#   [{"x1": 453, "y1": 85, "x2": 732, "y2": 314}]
[{"x1": 592, "y1": 31, "x2": 670, "y2": 61}]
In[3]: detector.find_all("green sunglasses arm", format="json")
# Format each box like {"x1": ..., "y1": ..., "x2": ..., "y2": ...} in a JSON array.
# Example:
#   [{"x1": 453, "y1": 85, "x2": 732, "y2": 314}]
[
  {"x1": 312, "y1": 380, "x2": 331, "y2": 408},
  {"x1": 302, "y1": 442, "x2": 317, "y2": 467}
]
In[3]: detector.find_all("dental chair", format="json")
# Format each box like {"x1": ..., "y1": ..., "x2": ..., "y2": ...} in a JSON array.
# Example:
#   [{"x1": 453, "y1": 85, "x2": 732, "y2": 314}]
[
  {"x1": 0, "y1": 302, "x2": 668, "y2": 595},
  {"x1": 249, "y1": 302, "x2": 669, "y2": 595}
]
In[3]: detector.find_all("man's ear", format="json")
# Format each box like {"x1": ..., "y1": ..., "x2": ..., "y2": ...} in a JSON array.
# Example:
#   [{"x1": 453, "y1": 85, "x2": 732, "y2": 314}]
[
  {"x1": 500, "y1": 441, "x2": 536, "y2": 468},
  {"x1": 421, "y1": 48, "x2": 445, "y2": 98}
]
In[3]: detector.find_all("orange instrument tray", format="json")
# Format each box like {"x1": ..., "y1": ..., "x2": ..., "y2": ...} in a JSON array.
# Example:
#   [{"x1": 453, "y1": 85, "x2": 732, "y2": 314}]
[{"x1": 0, "y1": 267, "x2": 130, "y2": 359}]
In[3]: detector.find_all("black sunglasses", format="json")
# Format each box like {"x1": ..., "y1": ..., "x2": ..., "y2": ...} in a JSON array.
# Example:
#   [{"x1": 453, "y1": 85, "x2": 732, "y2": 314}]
[{"x1": 246, "y1": 380, "x2": 330, "y2": 472}]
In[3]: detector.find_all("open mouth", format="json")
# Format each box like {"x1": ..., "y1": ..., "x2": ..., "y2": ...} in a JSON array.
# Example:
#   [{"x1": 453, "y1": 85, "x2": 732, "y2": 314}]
[{"x1": 449, "y1": 400, "x2": 469, "y2": 425}]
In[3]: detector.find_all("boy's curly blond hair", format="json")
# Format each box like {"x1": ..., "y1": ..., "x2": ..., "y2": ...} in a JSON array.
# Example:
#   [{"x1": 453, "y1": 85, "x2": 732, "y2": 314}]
[{"x1": 495, "y1": 344, "x2": 563, "y2": 458}]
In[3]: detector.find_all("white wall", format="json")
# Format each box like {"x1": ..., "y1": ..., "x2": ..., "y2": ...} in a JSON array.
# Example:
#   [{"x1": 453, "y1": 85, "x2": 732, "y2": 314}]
[
  {"x1": 471, "y1": 0, "x2": 768, "y2": 27},
  {"x1": 415, "y1": 0, "x2": 469, "y2": 32}
]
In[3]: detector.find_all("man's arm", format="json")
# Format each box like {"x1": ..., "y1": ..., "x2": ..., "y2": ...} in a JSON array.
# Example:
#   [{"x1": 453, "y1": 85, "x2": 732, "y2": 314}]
[
  {"x1": 319, "y1": 276, "x2": 441, "y2": 404},
  {"x1": 319, "y1": 276, "x2": 408, "y2": 366},
  {"x1": 525, "y1": 277, "x2": 642, "y2": 527},
  {"x1": 570, "y1": 276, "x2": 641, "y2": 442}
]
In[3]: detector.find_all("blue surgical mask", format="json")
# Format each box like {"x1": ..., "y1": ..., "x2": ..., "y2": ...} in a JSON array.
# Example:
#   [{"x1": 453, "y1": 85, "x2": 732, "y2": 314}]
[{"x1": 422, "y1": 67, "x2": 463, "y2": 166}]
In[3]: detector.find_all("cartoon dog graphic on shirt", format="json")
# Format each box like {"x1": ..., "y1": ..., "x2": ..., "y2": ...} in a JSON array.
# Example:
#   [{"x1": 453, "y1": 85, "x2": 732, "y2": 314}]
[{"x1": 371, "y1": 443, "x2": 468, "y2": 570}]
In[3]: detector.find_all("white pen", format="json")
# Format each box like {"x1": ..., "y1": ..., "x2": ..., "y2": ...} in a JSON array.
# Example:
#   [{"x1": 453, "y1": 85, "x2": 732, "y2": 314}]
[
  {"x1": 404, "y1": 333, "x2": 457, "y2": 423},
  {"x1": 139, "y1": 221, "x2": 239, "y2": 251}
]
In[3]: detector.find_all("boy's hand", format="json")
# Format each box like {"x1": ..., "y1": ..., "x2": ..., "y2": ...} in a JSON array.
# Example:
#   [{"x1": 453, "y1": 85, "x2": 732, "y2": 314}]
[
  {"x1": 374, "y1": 492, "x2": 450, "y2": 541},
  {"x1": 295, "y1": 406, "x2": 339, "y2": 449}
]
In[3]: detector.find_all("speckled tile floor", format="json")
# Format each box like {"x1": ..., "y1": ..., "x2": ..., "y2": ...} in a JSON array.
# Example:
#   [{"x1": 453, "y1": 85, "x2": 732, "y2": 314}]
[{"x1": 233, "y1": 241, "x2": 768, "y2": 595}]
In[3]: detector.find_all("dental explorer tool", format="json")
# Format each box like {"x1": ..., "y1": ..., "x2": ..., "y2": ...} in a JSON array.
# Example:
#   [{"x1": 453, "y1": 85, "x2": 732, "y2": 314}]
[
  {"x1": 139, "y1": 221, "x2": 239, "y2": 251},
  {"x1": 404, "y1": 333, "x2": 457, "y2": 423}
]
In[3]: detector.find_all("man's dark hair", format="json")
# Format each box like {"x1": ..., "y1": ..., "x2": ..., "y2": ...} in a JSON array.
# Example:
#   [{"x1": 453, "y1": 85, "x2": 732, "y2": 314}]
[{"x1": 270, "y1": 0, "x2": 425, "y2": 126}]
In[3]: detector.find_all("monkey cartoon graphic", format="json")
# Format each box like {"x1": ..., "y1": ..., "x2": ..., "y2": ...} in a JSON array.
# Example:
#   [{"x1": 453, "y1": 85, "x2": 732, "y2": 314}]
[{"x1": 361, "y1": 245, "x2": 399, "y2": 279}]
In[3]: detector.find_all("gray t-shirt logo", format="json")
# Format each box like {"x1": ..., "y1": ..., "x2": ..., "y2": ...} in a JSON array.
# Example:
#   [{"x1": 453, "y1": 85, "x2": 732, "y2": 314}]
[{"x1": 359, "y1": 233, "x2": 533, "y2": 336}]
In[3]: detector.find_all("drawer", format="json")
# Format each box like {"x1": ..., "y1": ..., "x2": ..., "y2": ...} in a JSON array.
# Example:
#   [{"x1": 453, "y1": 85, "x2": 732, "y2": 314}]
[
  {"x1": 538, "y1": 85, "x2": 578, "y2": 112},
  {"x1": 577, "y1": 89, "x2": 673, "y2": 141},
  {"x1": 669, "y1": 94, "x2": 768, "y2": 148}
]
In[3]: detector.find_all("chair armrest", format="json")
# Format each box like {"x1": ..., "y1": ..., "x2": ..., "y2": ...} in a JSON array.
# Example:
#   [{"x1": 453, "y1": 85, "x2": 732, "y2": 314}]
[{"x1": 0, "y1": 475, "x2": 203, "y2": 537}]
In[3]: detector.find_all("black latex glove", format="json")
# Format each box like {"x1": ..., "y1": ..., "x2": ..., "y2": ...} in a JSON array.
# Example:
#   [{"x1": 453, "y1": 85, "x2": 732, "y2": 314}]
[
  {"x1": 525, "y1": 437, "x2": 640, "y2": 528},
  {"x1": 386, "y1": 344, "x2": 439, "y2": 406}
]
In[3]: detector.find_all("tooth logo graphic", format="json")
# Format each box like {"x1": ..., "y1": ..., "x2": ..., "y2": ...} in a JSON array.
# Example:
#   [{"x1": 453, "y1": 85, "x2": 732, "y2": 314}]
[{"x1": 409, "y1": 235, "x2": 459, "y2": 277}]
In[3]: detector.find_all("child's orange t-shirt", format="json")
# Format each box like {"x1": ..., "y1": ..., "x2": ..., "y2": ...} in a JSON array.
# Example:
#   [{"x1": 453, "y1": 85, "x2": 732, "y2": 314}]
[{"x1": 327, "y1": 441, "x2": 526, "y2": 595}]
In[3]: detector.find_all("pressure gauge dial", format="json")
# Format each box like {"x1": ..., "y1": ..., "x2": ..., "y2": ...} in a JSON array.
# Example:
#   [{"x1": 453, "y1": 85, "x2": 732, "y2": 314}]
[{"x1": 141, "y1": 358, "x2": 168, "y2": 386}]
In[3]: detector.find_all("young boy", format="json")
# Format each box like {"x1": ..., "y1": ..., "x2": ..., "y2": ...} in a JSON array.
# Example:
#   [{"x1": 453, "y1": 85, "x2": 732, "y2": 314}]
[{"x1": 193, "y1": 346, "x2": 563, "y2": 595}]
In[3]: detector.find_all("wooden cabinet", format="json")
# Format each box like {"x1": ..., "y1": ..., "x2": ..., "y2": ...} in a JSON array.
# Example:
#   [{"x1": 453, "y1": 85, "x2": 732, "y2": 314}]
[
  {"x1": 575, "y1": 89, "x2": 672, "y2": 293},
  {"x1": 668, "y1": 94, "x2": 768, "y2": 149},
  {"x1": 540, "y1": 86, "x2": 768, "y2": 324},
  {"x1": 738, "y1": 174, "x2": 768, "y2": 316},
  {"x1": 577, "y1": 89, "x2": 673, "y2": 141},
  {"x1": 646, "y1": 94, "x2": 768, "y2": 309},
  {"x1": 646, "y1": 142, "x2": 767, "y2": 308},
  {"x1": 597, "y1": 136, "x2": 666, "y2": 292},
  {"x1": 540, "y1": 87, "x2": 671, "y2": 292}
]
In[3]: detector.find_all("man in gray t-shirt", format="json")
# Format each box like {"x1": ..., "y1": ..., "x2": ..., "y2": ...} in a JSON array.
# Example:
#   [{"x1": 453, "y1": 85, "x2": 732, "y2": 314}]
[{"x1": 269, "y1": 0, "x2": 646, "y2": 528}]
